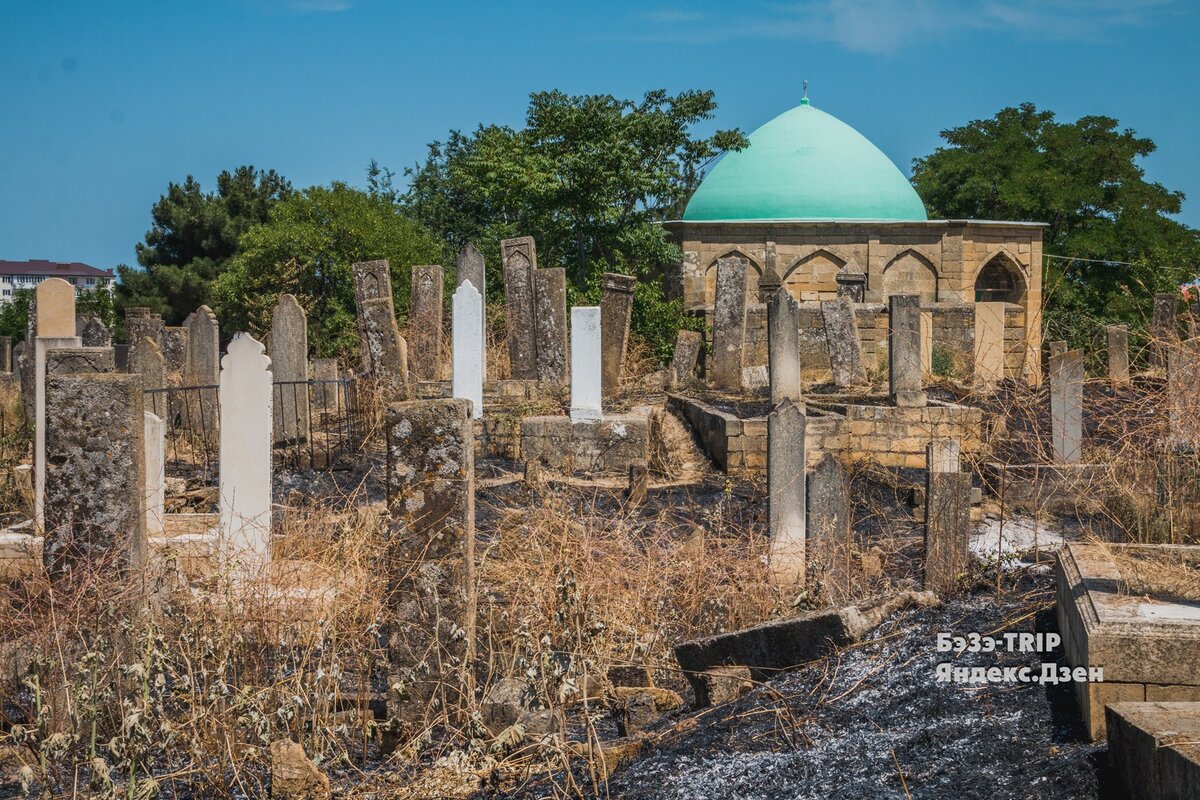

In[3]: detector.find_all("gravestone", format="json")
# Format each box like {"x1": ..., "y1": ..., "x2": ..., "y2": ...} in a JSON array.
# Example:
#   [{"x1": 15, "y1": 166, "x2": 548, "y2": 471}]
[
  {"x1": 924, "y1": 439, "x2": 970, "y2": 594},
  {"x1": 452, "y1": 280, "x2": 485, "y2": 420},
  {"x1": 768, "y1": 399, "x2": 806, "y2": 586},
  {"x1": 1049, "y1": 349, "x2": 1083, "y2": 464},
  {"x1": 768, "y1": 288, "x2": 802, "y2": 407},
  {"x1": 570, "y1": 307, "x2": 602, "y2": 422},
  {"x1": 312, "y1": 358, "x2": 340, "y2": 415},
  {"x1": 130, "y1": 336, "x2": 166, "y2": 390},
  {"x1": 974, "y1": 301, "x2": 1006, "y2": 388},
  {"x1": 456, "y1": 242, "x2": 486, "y2": 297},
  {"x1": 409, "y1": 265, "x2": 444, "y2": 382},
  {"x1": 919, "y1": 310, "x2": 933, "y2": 377},
  {"x1": 218, "y1": 334, "x2": 273, "y2": 574},
  {"x1": 1107, "y1": 324, "x2": 1130, "y2": 384},
  {"x1": 162, "y1": 326, "x2": 187, "y2": 375},
  {"x1": 269, "y1": 294, "x2": 310, "y2": 445},
  {"x1": 821, "y1": 297, "x2": 867, "y2": 386},
  {"x1": 0, "y1": 335, "x2": 10, "y2": 373},
  {"x1": 1048, "y1": 340, "x2": 1068, "y2": 359},
  {"x1": 889, "y1": 295, "x2": 926, "y2": 407},
  {"x1": 627, "y1": 459, "x2": 648, "y2": 506},
  {"x1": 46, "y1": 347, "x2": 115, "y2": 376},
  {"x1": 669, "y1": 329, "x2": 703, "y2": 388},
  {"x1": 1152, "y1": 292, "x2": 1179, "y2": 371},
  {"x1": 711, "y1": 258, "x2": 748, "y2": 390},
  {"x1": 37, "y1": 279, "x2": 75, "y2": 337},
  {"x1": 33, "y1": 280, "x2": 81, "y2": 532},
  {"x1": 126, "y1": 307, "x2": 164, "y2": 373},
  {"x1": 144, "y1": 412, "x2": 165, "y2": 538},
  {"x1": 352, "y1": 259, "x2": 393, "y2": 307},
  {"x1": 1168, "y1": 343, "x2": 1200, "y2": 447},
  {"x1": 533, "y1": 268, "x2": 569, "y2": 385},
  {"x1": 185, "y1": 305, "x2": 221, "y2": 432},
  {"x1": 807, "y1": 452, "x2": 849, "y2": 592},
  {"x1": 43, "y1": 372, "x2": 145, "y2": 582},
  {"x1": 359, "y1": 297, "x2": 411, "y2": 396},
  {"x1": 600, "y1": 273, "x2": 636, "y2": 398},
  {"x1": 384, "y1": 397, "x2": 474, "y2": 736},
  {"x1": 501, "y1": 237, "x2": 539, "y2": 380},
  {"x1": 77, "y1": 316, "x2": 110, "y2": 347}
]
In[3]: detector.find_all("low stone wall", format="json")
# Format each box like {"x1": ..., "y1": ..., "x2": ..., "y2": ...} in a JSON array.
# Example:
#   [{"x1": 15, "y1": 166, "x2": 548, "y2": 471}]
[
  {"x1": 668, "y1": 394, "x2": 982, "y2": 472},
  {"x1": 520, "y1": 414, "x2": 649, "y2": 473}
]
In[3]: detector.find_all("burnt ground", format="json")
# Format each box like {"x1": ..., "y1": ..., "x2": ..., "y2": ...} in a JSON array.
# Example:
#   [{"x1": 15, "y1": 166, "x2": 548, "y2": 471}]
[{"x1": 602, "y1": 570, "x2": 1108, "y2": 800}]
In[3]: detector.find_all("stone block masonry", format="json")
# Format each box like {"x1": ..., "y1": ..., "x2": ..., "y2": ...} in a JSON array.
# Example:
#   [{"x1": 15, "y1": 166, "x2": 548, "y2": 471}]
[
  {"x1": 520, "y1": 414, "x2": 650, "y2": 474},
  {"x1": 385, "y1": 398, "x2": 475, "y2": 736},
  {"x1": 43, "y1": 372, "x2": 146, "y2": 582}
]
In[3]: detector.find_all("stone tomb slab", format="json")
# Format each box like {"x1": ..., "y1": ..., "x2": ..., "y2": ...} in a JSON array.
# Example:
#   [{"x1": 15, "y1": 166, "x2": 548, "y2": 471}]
[
  {"x1": 520, "y1": 414, "x2": 649, "y2": 474},
  {"x1": 1056, "y1": 542, "x2": 1200, "y2": 740},
  {"x1": 1106, "y1": 701, "x2": 1200, "y2": 800}
]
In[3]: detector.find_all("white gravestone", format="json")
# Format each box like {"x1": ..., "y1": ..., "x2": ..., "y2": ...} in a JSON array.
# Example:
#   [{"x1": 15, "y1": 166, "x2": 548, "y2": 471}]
[
  {"x1": 144, "y1": 412, "x2": 165, "y2": 537},
  {"x1": 452, "y1": 280, "x2": 485, "y2": 420},
  {"x1": 218, "y1": 333, "x2": 273, "y2": 573},
  {"x1": 570, "y1": 307, "x2": 602, "y2": 422}
]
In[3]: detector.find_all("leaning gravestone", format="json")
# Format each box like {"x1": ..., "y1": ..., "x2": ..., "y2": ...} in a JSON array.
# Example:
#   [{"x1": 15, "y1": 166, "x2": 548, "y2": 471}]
[
  {"x1": 218, "y1": 334, "x2": 273, "y2": 575},
  {"x1": 669, "y1": 329, "x2": 703, "y2": 388},
  {"x1": 270, "y1": 294, "x2": 310, "y2": 445},
  {"x1": 409, "y1": 265, "x2": 444, "y2": 382},
  {"x1": 768, "y1": 288, "x2": 802, "y2": 406},
  {"x1": 600, "y1": 273, "x2": 636, "y2": 398},
  {"x1": 711, "y1": 258, "x2": 748, "y2": 390},
  {"x1": 768, "y1": 398, "x2": 806, "y2": 586},
  {"x1": 501, "y1": 237, "x2": 539, "y2": 380},
  {"x1": 533, "y1": 268, "x2": 569, "y2": 385},
  {"x1": 359, "y1": 297, "x2": 411, "y2": 397},
  {"x1": 821, "y1": 297, "x2": 867, "y2": 386},
  {"x1": 77, "y1": 316, "x2": 111, "y2": 347}
]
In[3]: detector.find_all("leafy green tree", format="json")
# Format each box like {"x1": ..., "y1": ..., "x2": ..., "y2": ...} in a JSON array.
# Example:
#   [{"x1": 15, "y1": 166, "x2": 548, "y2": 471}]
[
  {"x1": 0, "y1": 290, "x2": 33, "y2": 343},
  {"x1": 213, "y1": 183, "x2": 445, "y2": 357},
  {"x1": 911, "y1": 103, "x2": 1200, "y2": 345},
  {"x1": 118, "y1": 166, "x2": 292, "y2": 324},
  {"x1": 402, "y1": 89, "x2": 746, "y2": 363}
]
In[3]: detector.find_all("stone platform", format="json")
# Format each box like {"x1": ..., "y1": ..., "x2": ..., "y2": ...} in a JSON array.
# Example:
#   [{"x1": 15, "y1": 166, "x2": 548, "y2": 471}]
[
  {"x1": 1056, "y1": 542, "x2": 1200, "y2": 739},
  {"x1": 520, "y1": 414, "x2": 649, "y2": 474},
  {"x1": 1107, "y1": 702, "x2": 1200, "y2": 800}
]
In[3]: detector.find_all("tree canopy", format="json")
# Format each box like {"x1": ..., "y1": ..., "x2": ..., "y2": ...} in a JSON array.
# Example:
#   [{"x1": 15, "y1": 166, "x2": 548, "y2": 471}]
[
  {"x1": 911, "y1": 103, "x2": 1200, "y2": 341},
  {"x1": 118, "y1": 166, "x2": 293, "y2": 324},
  {"x1": 402, "y1": 89, "x2": 746, "y2": 362},
  {"x1": 213, "y1": 183, "x2": 444, "y2": 357}
]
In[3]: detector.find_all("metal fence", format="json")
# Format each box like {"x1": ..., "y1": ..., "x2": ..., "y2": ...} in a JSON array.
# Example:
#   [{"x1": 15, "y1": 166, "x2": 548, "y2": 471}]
[{"x1": 144, "y1": 376, "x2": 364, "y2": 482}]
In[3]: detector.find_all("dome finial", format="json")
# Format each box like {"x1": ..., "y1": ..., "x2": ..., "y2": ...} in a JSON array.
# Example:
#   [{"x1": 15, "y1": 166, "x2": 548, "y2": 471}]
[{"x1": 800, "y1": 80, "x2": 810, "y2": 106}]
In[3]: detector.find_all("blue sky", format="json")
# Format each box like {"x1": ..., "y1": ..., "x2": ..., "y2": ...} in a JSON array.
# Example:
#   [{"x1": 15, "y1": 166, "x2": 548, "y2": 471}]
[{"x1": 2, "y1": 0, "x2": 1198, "y2": 270}]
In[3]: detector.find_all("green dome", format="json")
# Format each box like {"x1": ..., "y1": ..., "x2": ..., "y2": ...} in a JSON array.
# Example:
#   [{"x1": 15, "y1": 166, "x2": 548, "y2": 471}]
[{"x1": 683, "y1": 100, "x2": 928, "y2": 222}]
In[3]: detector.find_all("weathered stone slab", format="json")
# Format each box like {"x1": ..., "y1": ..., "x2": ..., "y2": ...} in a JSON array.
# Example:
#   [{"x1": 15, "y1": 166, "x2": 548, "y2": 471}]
[
  {"x1": 919, "y1": 310, "x2": 933, "y2": 377},
  {"x1": 1107, "y1": 702, "x2": 1200, "y2": 800},
  {"x1": 501, "y1": 237, "x2": 538, "y2": 380},
  {"x1": 43, "y1": 372, "x2": 145, "y2": 581},
  {"x1": 533, "y1": 268, "x2": 569, "y2": 385},
  {"x1": 269, "y1": 294, "x2": 310, "y2": 445},
  {"x1": 925, "y1": 439, "x2": 970, "y2": 594},
  {"x1": 1169, "y1": 342, "x2": 1200, "y2": 448},
  {"x1": 126, "y1": 307, "x2": 164, "y2": 374},
  {"x1": 34, "y1": 336, "x2": 82, "y2": 531},
  {"x1": 456, "y1": 242, "x2": 486, "y2": 297},
  {"x1": 600, "y1": 273, "x2": 636, "y2": 398},
  {"x1": 768, "y1": 399, "x2": 806, "y2": 586},
  {"x1": 360, "y1": 297, "x2": 411, "y2": 396},
  {"x1": 0, "y1": 335, "x2": 11, "y2": 373},
  {"x1": 767, "y1": 289, "x2": 802, "y2": 406},
  {"x1": 77, "y1": 316, "x2": 110, "y2": 347},
  {"x1": 520, "y1": 414, "x2": 650, "y2": 473},
  {"x1": 711, "y1": 258, "x2": 748, "y2": 390},
  {"x1": 669, "y1": 329, "x2": 703, "y2": 388},
  {"x1": 385, "y1": 398, "x2": 474, "y2": 734},
  {"x1": 627, "y1": 459, "x2": 648, "y2": 506},
  {"x1": 452, "y1": 280, "x2": 485, "y2": 419},
  {"x1": 352, "y1": 259, "x2": 393, "y2": 307},
  {"x1": 1048, "y1": 340, "x2": 1068, "y2": 359},
  {"x1": 312, "y1": 357, "x2": 339, "y2": 414},
  {"x1": 130, "y1": 336, "x2": 167, "y2": 399},
  {"x1": 1107, "y1": 324, "x2": 1130, "y2": 383},
  {"x1": 1049, "y1": 349, "x2": 1083, "y2": 463},
  {"x1": 1153, "y1": 292, "x2": 1180, "y2": 371},
  {"x1": 162, "y1": 326, "x2": 187, "y2": 375},
  {"x1": 36, "y1": 278, "x2": 75, "y2": 337},
  {"x1": 889, "y1": 295, "x2": 926, "y2": 407},
  {"x1": 821, "y1": 297, "x2": 867, "y2": 386},
  {"x1": 409, "y1": 265, "x2": 444, "y2": 382},
  {"x1": 145, "y1": 412, "x2": 165, "y2": 537},
  {"x1": 570, "y1": 306, "x2": 602, "y2": 422},
  {"x1": 974, "y1": 301, "x2": 1006, "y2": 388},
  {"x1": 807, "y1": 452, "x2": 849, "y2": 588},
  {"x1": 218, "y1": 334, "x2": 273, "y2": 573},
  {"x1": 46, "y1": 346, "x2": 115, "y2": 376}
]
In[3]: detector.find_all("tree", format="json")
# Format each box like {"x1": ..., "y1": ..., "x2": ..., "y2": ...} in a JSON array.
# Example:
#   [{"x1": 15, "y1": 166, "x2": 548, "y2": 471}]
[
  {"x1": 213, "y1": 183, "x2": 445, "y2": 357},
  {"x1": 402, "y1": 89, "x2": 746, "y2": 363},
  {"x1": 911, "y1": 103, "x2": 1200, "y2": 344},
  {"x1": 118, "y1": 166, "x2": 293, "y2": 324}
]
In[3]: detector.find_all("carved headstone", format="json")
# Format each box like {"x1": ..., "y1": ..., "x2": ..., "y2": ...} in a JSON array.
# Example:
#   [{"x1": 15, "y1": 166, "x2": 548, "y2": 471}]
[
  {"x1": 502, "y1": 237, "x2": 539, "y2": 380},
  {"x1": 768, "y1": 288, "x2": 802, "y2": 407},
  {"x1": 600, "y1": 273, "x2": 636, "y2": 398},
  {"x1": 452, "y1": 280, "x2": 485, "y2": 420},
  {"x1": 889, "y1": 295, "x2": 926, "y2": 407},
  {"x1": 1049, "y1": 349, "x2": 1083, "y2": 464},
  {"x1": 162, "y1": 326, "x2": 188, "y2": 375},
  {"x1": 456, "y1": 243, "x2": 486, "y2": 297},
  {"x1": 1168, "y1": 343, "x2": 1200, "y2": 448},
  {"x1": 352, "y1": 259, "x2": 393, "y2": 308},
  {"x1": 570, "y1": 307, "x2": 602, "y2": 422},
  {"x1": 768, "y1": 399, "x2": 806, "y2": 586},
  {"x1": 1107, "y1": 324, "x2": 1130, "y2": 384},
  {"x1": 711, "y1": 258, "x2": 748, "y2": 390},
  {"x1": 218, "y1": 334, "x2": 273, "y2": 574},
  {"x1": 409, "y1": 265, "x2": 444, "y2": 382},
  {"x1": 185, "y1": 306, "x2": 220, "y2": 432},
  {"x1": 533, "y1": 268, "x2": 569, "y2": 385},
  {"x1": 359, "y1": 297, "x2": 411, "y2": 396},
  {"x1": 669, "y1": 329, "x2": 703, "y2": 388},
  {"x1": 270, "y1": 295, "x2": 310, "y2": 445},
  {"x1": 821, "y1": 297, "x2": 867, "y2": 386}
]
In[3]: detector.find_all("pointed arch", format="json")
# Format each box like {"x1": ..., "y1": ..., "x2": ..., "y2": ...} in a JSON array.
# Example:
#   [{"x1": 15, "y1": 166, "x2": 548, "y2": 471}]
[
  {"x1": 974, "y1": 251, "x2": 1027, "y2": 304},
  {"x1": 704, "y1": 249, "x2": 763, "y2": 305},
  {"x1": 780, "y1": 248, "x2": 848, "y2": 302},
  {"x1": 882, "y1": 248, "x2": 939, "y2": 303}
]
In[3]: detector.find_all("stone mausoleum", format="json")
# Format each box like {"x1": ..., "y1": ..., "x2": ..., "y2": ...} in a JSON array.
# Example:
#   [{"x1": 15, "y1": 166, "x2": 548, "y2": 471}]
[{"x1": 664, "y1": 97, "x2": 1045, "y2": 381}]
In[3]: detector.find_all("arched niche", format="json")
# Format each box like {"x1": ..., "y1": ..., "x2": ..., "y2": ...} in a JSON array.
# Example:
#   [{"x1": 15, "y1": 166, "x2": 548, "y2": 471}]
[
  {"x1": 882, "y1": 249, "x2": 938, "y2": 303},
  {"x1": 782, "y1": 249, "x2": 845, "y2": 302},
  {"x1": 974, "y1": 253, "x2": 1027, "y2": 304}
]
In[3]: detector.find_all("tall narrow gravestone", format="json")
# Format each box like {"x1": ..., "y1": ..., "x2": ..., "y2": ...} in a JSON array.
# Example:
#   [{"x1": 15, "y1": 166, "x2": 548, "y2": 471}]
[
  {"x1": 270, "y1": 295, "x2": 310, "y2": 445},
  {"x1": 807, "y1": 452, "x2": 849, "y2": 595},
  {"x1": 768, "y1": 399, "x2": 806, "y2": 586},
  {"x1": 185, "y1": 306, "x2": 221, "y2": 432},
  {"x1": 821, "y1": 297, "x2": 867, "y2": 386},
  {"x1": 600, "y1": 273, "x2": 636, "y2": 398},
  {"x1": 452, "y1": 280, "x2": 485, "y2": 419},
  {"x1": 768, "y1": 289, "x2": 802, "y2": 407},
  {"x1": 889, "y1": 295, "x2": 926, "y2": 407},
  {"x1": 409, "y1": 265, "x2": 444, "y2": 382},
  {"x1": 1152, "y1": 292, "x2": 1179, "y2": 372},
  {"x1": 33, "y1": 279, "x2": 80, "y2": 533},
  {"x1": 1107, "y1": 324, "x2": 1130, "y2": 384},
  {"x1": 1049, "y1": 349, "x2": 1083, "y2": 464},
  {"x1": 533, "y1": 268, "x2": 569, "y2": 385},
  {"x1": 974, "y1": 301, "x2": 1006, "y2": 389},
  {"x1": 711, "y1": 258, "x2": 748, "y2": 390},
  {"x1": 218, "y1": 334, "x2": 273, "y2": 574},
  {"x1": 456, "y1": 243, "x2": 487, "y2": 380},
  {"x1": 924, "y1": 439, "x2": 970, "y2": 594},
  {"x1": 669, "y1": 329, "x2": 703, "y2": 388},
  {"x1": 1168, "y1": 344, "x2": 1200, "y2": 448},
  {"x1": 570, "y1": 307, "x2": 602, "y2": 422},
  {"x1": 384, "y1": 398, "x2": 475, "y2": 736},
  {"x1": 312, "y1": 358, "x2": 340, "y2": 415},
  {"x1": 502, "y1": 237, "x2": 539, "y2": 380},
  {"x1": 144, "y1": 412, "x2": 165, "y2": 538}
]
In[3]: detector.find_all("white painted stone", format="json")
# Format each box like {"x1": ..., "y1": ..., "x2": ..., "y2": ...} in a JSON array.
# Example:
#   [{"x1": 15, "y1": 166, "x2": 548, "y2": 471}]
[
  {"x1": 144, "y1": 412, "x2": 165, "y2": 537},
  {"x1": 452, "y1": 280, "x2": 485, "y2": 419},
  {"x1": 570, "y1": 307, "x2": 602, "y2": 422},
  {"x1": 218, "y1": 333, "x2": 273, "y2": 573},
  {"x1": 33, "y1": 335, "x2": 81, "y2": 531}
]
